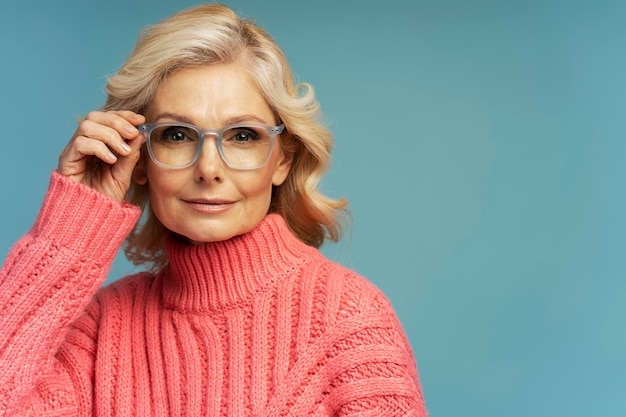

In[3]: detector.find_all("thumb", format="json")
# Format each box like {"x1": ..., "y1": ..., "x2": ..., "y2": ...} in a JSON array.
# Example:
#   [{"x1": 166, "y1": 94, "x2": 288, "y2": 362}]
[{"x1": 111, "y1": 133, "x2": 146, "y2": 190}]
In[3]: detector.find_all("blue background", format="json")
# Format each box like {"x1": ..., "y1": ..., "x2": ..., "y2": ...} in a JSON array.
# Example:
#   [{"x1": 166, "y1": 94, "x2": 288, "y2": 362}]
[{"x1": 1, "y1": 1, "x2": 625, "y2": 415}]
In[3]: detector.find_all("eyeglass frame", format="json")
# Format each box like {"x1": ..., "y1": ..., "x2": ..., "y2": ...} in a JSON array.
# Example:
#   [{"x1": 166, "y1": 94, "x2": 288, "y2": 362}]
[{"x1": 137, "y1": 122, "x2": 285, "y2": 170}]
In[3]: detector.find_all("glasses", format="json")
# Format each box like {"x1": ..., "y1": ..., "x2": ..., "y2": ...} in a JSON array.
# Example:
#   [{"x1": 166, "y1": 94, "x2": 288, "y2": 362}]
[{"x1": 137, "y1": 122, "x2": 285, "y2": 170}]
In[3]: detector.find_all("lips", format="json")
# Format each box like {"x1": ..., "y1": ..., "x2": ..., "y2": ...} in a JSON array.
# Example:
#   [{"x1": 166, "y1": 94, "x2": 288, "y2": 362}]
[
  {"x1": 183, "y1": 198, "x2": 234, "y2": 205},
  {"x1": 182, "y1": 198, "x2": 236, "y2": 213}
]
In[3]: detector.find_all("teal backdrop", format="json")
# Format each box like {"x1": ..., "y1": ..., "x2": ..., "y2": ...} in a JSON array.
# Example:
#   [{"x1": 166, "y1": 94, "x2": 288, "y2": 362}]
[{"x1": 1, "y1": 1, "x2": 624, "y2": 415}]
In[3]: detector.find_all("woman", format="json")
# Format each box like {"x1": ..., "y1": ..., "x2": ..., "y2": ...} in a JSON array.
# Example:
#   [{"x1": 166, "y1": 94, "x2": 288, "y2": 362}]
[{"x1": 0, "y1": 4, "x2": 427, "y2": 416}]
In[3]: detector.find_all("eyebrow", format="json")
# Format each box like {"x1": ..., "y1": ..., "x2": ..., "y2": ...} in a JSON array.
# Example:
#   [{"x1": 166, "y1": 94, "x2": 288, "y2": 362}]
[{"x1": 152, "y1": 112, "x2": 273, "y2": 126}]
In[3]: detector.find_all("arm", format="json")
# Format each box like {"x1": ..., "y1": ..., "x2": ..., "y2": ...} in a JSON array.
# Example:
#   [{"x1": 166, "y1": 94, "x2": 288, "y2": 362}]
[
  {"x1": 0, "y1": 110, "x2": 144, "y2": 415},
  {"x1": 325, "y1": 290, "x2": 427, "y2": 416},
  {"x1": 0, "y1": 173, "x2": 140, "y2": 416},
  {"x1": 264, "y1": 269, "x2": 427, "y2": 417}
]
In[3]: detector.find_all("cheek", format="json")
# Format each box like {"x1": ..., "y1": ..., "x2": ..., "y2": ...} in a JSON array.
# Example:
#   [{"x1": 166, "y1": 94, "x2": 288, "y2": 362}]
[
  {"x1": 238, "y1": 171, "x2": 275, "y2": 200},
  {"x1": 145, "y1": 167, "x2": 182, "y2": 205},
  {"x1": 146, "y1": 163, "x2": 180, "y2": 187}
]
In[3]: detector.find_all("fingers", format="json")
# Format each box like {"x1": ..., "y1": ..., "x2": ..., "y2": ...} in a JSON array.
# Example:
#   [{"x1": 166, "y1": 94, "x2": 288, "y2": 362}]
[
  {"x1": 58, "y1": 111, "x2": 147, "y2": 202},
  {"x1": 59, "y1": 111, "x2": 145, "y2": 172},
  {"x1": 109, "y1": 122, "x2": 147, "y2": 183},
  {"x1": 70, "y1": 135, "x2": 120, "y2": 165},
  {"x1": 79, "y1": 111, "x2": 145, "y2": 157}
]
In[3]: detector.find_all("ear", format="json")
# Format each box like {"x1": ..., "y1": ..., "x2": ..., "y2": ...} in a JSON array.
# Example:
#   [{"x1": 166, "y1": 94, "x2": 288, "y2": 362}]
[
  {"x1": 271, "y1": 147, "x2": 294, "y2": 186},
  {"x1": 132, "y1": 152, "x2": 148, "y2": 185}
]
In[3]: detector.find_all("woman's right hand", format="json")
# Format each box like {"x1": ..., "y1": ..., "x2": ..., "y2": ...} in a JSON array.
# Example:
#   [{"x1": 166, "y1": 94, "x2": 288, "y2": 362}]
[{"x1": 58, "y1": 110, "x2": 146, "y2": 204}]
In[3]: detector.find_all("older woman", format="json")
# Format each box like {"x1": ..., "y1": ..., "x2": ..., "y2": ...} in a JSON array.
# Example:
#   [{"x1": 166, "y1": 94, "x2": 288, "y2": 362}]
[{"x1": 0, "y1": 4, "x2": 427, "y2": 416}]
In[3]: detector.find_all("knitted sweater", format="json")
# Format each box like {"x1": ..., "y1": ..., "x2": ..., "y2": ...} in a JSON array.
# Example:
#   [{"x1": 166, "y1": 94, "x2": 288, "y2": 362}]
[{"x1": 0, "y1": 172, "x2": 427, "y2": 416}]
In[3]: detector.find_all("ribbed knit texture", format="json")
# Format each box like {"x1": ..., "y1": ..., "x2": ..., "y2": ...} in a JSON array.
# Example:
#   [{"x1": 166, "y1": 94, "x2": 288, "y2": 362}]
[{"x1": 0, "y1": 172, "x2": 427, "y2": 416}]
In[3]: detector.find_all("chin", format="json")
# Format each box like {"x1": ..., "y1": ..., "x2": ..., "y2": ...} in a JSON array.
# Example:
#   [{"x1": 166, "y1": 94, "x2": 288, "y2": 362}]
[
  {"x1": 166, "y1": 215, "x2": 262, "y2": 245},
  {"x1": 183, "y1": 227, "x2": 245, "y2": 245}
]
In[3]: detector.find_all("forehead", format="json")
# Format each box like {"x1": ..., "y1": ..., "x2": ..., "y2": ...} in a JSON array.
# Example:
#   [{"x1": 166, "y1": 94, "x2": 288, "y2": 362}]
[{"x1": 148, "y1": 64, "x2": 274, "y2": 125}]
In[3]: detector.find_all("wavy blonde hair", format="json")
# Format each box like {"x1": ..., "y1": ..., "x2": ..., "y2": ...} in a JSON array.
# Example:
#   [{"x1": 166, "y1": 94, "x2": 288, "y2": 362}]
[{"x1": 101, "y1": 3, "x2": 348, "y2": 270}]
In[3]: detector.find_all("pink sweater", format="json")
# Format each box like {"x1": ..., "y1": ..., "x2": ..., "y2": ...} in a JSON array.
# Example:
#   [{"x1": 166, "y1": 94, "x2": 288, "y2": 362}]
[{"x1": 0, "y1": 172, "x2": 427, "y2": 416}]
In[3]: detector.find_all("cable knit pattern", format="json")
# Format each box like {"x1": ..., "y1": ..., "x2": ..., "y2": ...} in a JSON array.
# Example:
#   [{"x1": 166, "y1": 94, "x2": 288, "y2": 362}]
[{"x1": 0, "y1": 172, "x2": 427, "y2": 416}]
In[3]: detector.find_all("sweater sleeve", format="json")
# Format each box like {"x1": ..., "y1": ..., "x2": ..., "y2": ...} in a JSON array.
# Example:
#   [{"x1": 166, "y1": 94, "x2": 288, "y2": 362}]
[
  {"x1": 0, "y1": 172, "x2": 141, "y2": 416},
  {"x1": 265, "y1": 264, "x2": 428, "y2": 417},
  {"x1": 326, "y1": 286, "x2": 427, "y2": 417},
  {"x1": 312, "y1": 276, "x2": 427, "y2": 417}
]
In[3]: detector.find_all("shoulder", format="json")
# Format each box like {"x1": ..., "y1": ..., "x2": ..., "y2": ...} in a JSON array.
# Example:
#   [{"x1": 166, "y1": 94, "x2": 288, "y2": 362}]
[
  {"x1": 302, "y1": 255, "x2": 393, "y2": 314},
  {"x1": 68, "y1": 271, "x2": 158, "y2": 338},
  {"x1": 292, "y1": 257, "x2": 426, "y2": 414},
  {"x1": 70, "y1": 271, "x2": 157, "y2": 323},
  {"x1": 94, "y1": 271, "x2": 158, "y2": 304},
  {"x1": 295, "y1": 255, "x2": 403, "y2": 341}
]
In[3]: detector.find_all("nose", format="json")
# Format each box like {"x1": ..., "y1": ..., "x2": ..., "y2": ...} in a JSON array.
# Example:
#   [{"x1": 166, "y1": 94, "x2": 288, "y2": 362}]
[{"x1": 193, "y1": 134, "x2": 225, "y2": 183}]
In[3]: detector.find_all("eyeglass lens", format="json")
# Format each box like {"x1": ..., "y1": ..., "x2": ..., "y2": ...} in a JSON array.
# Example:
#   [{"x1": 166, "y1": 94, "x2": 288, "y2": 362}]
[{"x1": 148, "y1": 124, "x2": 273, "y2": 168}]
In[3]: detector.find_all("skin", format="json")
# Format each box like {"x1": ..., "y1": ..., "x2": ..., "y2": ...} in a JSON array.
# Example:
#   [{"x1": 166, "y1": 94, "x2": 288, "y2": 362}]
[
  {"x1": 59, "y1": 111, "x2": 145, "y2": 204},
  {"x1": 59, "y1": 63, "x2": 292, "y2": 244}
]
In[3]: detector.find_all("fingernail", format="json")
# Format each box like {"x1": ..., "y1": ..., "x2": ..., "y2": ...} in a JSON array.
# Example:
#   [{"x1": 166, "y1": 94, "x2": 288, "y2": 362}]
[
  {"x1": 125, "y1": 126, "x2": 137, "y2": 135},
  {"x1": 121, "y1": 143, "x2": 132, "y2": 153}
]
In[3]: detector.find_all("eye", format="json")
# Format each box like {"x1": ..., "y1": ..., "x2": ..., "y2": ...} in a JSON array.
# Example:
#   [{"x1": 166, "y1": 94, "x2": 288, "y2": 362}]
[
  {"x1": 154, "y1": 126, "x2": 198, "y2": 143},
  {"x1": 225, "y1": 127, "x2": 261, "y2": 143},
  {"x1": 161, "y1": 127, "x2": 187, "y2": 142},
  {"x1": 167, "y1": 130, "x2": 185, "y2": 142}
]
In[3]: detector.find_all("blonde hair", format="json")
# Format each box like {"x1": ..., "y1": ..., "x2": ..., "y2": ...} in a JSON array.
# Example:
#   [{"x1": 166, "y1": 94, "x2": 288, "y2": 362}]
[{"x1": 101, "y1": 4, "x2": 348, "y2": 270}]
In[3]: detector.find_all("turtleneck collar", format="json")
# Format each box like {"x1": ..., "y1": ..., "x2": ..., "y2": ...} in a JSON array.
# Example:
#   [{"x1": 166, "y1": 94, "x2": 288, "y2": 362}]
[{"x1": 160, "y1": 214, "x2": 320, "y2": 313}]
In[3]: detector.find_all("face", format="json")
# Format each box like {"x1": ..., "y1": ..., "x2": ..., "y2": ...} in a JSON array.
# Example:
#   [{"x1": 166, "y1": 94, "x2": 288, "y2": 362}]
[{"x1": 134, "y1": 64, "x2": 292, "y2": 244}]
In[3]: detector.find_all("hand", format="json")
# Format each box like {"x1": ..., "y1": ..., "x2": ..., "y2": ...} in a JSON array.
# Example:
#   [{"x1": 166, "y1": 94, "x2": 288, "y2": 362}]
[{"x1": 58, "y1": 110, "x2": 146, "y2": 204}]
